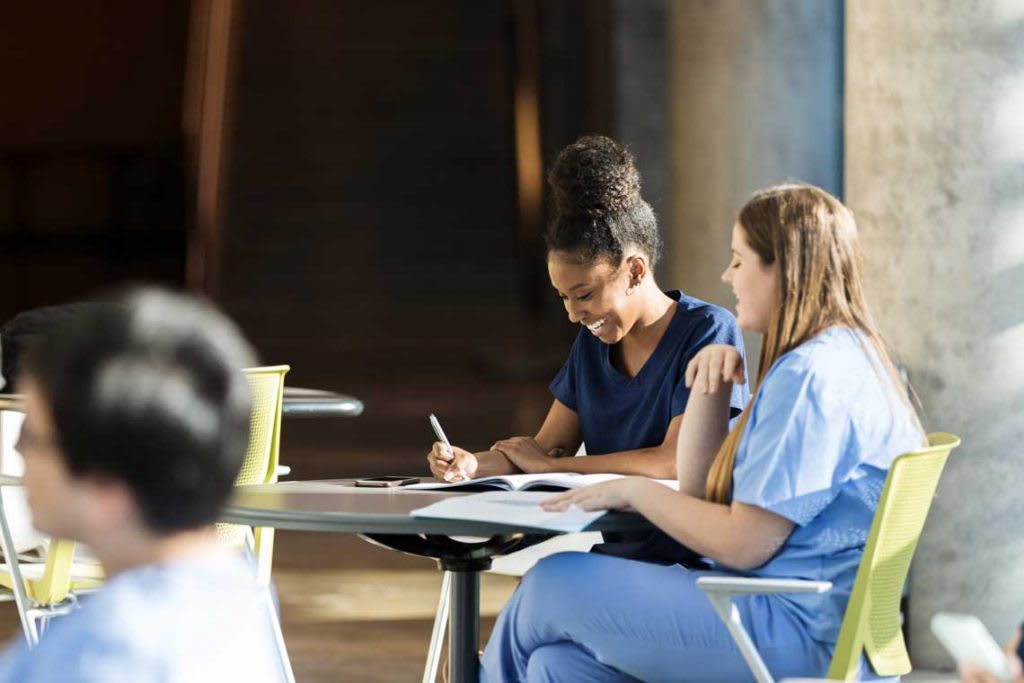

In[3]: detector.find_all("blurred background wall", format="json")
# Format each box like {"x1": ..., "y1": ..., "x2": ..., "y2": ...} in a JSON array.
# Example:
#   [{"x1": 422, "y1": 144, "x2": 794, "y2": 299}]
[
  {"x1": 0, "y1": 3, "x2": 189, "y2": 313},
  {"x1": 667, "y1": 0, "x2": 843, "y2": 375}
]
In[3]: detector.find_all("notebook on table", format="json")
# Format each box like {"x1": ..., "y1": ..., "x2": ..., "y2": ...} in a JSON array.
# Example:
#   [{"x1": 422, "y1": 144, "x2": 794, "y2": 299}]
[{"x1": 409, "y1": 475, "x2": 678, "y2": 533}]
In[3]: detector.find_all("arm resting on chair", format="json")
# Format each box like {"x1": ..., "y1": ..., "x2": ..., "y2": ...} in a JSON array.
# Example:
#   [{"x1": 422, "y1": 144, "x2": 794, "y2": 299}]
[{"x1": 696, "y1": 576, "x2": 832, "y2": 595}]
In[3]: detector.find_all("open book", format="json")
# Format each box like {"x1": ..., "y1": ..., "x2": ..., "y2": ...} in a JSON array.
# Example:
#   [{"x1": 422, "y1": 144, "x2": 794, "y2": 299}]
[{"x1": 409, "y1": 472, "x2": 678, "y2": 493}]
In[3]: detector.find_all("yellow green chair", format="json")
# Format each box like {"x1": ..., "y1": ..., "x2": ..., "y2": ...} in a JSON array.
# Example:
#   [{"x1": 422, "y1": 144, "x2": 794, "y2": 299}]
[
  {"x1": 0, "y1": 365, "x2": 290, "y2": 651},
  {"x1": 217, "y1": 364, "x2": 290, "y2": 587},
  {"x1": 697, "y1": 432, "x2": 960, "y2": 683},
  {"x1": 0, "y1": 535, "x2": 105, "y2": 644}
]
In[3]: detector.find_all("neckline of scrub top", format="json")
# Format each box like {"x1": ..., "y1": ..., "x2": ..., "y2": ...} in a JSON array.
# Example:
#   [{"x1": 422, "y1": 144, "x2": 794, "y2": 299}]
[{"x1": 601, "y1": 292, "x2": 685, "y2": 387}]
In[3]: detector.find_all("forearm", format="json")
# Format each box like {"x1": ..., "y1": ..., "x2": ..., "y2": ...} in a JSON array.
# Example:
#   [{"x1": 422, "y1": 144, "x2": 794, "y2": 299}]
[
  {"x1": 552, "y1": 445, "x2": 676, "y2": 479},
  {"x1": 533, "y1": 399, "x2": 582, "y2": 456},
  {"x1": 676, "y1": 387, "x2": 732, "y2": 496},
  {"x1": 473, "y1": 449, "x2": 521, "y2": 477},
  {"x1": 625, "y1": 479, "x2": 785, "y2": 569}
]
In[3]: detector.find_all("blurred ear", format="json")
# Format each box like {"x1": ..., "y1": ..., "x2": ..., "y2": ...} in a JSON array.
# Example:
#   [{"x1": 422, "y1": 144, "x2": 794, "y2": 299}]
[{"x1": 83, "y1": 476, "x2": 139, "y2": 529}]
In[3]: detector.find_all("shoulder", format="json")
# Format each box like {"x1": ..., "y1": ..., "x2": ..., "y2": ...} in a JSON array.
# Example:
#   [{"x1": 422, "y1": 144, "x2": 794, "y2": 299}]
[
  {"x1": 16, "y1": 558, "x2": 274, "y2": 682},
  {"x1": 19, "y1": 596, "x2": 155, "y2": 682},
  {"x1": 671, "y1": 291, "x2": 737, "y2": 325},
  {"x1": 763, "y1": 327, "x2": 875, "y2": 397},
  {"x1": 667, "y1": 290, "x2": 742, "y2": 345}
]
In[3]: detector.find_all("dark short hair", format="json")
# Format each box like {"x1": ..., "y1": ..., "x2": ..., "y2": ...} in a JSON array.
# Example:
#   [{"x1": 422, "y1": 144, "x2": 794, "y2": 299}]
[
  {"x1": 22, "y1": 287, "x2": 257, "y2": 534},
  {"x1": 546, "y1": 135, "x2": 661, "y2": 267}
]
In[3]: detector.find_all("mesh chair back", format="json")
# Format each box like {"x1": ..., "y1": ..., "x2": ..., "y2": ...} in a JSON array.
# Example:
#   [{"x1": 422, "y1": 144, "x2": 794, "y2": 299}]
[
  {"x1": 0, "y1": 366, "x2": 289, "y2": 607},
  {"x1": 235, "y1": 367, "x2": 288, "y2": 485},
  {"x1": 827, "y1": 432, "x2": 960, "y2": 680},
  {"x1": 216, "y1": 366, "x2": 289, "y2": 546}
]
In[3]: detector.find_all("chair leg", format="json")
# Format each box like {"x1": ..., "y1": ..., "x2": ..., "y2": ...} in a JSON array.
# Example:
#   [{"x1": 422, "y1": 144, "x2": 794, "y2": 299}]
[
  {"x1": 422, "y1": 571, "x2": 452, "y2": 683},
  {"x1": 0, "y1": 487, "x2": 39, "y2": 647},
  {"x1": 241, "y1": 526, "x2": 294, "y2": 683},
  {"x1": 264, "y1": 587, "x2": 296, "y2": 683},
  {"x1": 36, "y1": 614, "x2": 50, "y2": 638},
  {"x1": 705, "y1": 593, "x2": 776, "y2": 683}
]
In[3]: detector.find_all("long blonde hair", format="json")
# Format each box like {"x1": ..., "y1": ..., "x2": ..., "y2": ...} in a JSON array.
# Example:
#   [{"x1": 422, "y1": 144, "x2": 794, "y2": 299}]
[{"x1": 705, "y1": 184, "x2": 920, "y2": 504}]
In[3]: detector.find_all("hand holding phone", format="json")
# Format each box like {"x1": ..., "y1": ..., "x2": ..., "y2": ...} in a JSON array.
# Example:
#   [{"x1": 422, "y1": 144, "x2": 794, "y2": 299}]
[{"x1": 932, "y1": 613, "x2": 1012, "y2": 682}]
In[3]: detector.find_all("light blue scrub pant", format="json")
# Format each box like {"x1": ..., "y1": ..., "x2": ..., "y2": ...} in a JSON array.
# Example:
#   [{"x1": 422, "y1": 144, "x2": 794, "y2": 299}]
[{"x1": 480, "y1": 551, "x2": 835, "y2": 683}]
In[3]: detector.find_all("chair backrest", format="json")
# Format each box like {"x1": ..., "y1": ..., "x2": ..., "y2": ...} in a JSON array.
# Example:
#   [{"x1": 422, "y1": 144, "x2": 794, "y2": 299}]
[
  {"x1": 217, "y1": 365, "x2": 289, "y2": 546},
  {"x1": 826, "y1": 432, "x2": 960, "y2": 681},
  {"x1": 3, "y1": 365, "x2": 289, "y2": 605},
  {"x1": 236, "y1": 366, "x2": 289, "y2": 486}
]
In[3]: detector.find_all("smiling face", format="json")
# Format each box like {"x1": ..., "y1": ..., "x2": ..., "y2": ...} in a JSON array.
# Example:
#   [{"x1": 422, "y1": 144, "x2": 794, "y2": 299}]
[
  {"x1": 721, "y1": 223, "x2": 778, "y2": 333},
  {"x1": 547, "y1": 251, "x2": 639, "y2": 344}
]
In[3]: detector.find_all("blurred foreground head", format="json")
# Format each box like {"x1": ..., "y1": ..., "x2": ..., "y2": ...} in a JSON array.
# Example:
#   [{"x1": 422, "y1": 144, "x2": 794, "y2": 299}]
[{"x1": 18, "y1": 287, "x2": 256, "y2": 538}]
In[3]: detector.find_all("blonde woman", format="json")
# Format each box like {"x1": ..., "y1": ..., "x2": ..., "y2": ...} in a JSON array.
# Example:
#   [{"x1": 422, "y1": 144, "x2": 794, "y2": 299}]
[{"x1": 479, "y1": 184, "x2": 924, "y2": 682}]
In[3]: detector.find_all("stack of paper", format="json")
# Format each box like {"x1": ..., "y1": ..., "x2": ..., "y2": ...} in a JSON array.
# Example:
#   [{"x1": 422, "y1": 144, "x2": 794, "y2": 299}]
[{"x1": 410, "y1": 491, "x2": 605, "y2": 533}]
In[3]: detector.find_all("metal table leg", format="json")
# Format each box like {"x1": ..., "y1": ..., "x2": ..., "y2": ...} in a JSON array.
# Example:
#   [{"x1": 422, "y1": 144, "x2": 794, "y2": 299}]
[
  {"x1": 449, "y1": 570, "x2": 480, "y2": 683},
  {"x1": 359, "y1": 532, "x2": 551, "y2": 683}
]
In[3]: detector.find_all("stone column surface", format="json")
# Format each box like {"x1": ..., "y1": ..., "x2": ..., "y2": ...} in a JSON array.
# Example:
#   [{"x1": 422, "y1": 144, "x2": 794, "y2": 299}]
[
  {"x1": 612, "y1": 0, "x2": 669, "y2": 281},
  {"x1": 846, "y1": 0, "x2": 1024, "y2": 667},
  {"x1": 668, "y1": 0, "x2": 843, "y2": 375}
]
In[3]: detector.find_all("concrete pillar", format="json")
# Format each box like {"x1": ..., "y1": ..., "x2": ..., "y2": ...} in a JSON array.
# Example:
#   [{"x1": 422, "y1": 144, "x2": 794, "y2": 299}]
[
  {"x1": 667, "y1": 0, "x2": 843, "y2": 373},
  {"x1": 846, "y1": 1, "x2": 1024, "y2": 666},
  {"x1": 611, "y1": 0, "x2": 669, "y2": 278}
]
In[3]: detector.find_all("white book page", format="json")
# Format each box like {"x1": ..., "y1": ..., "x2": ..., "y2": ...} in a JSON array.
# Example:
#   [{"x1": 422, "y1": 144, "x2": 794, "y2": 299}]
[
  {"x1": 410, "y1": 491, "x2": 606, "y2": 533},
  {"x1": 409, "y1": 472, "x2": 679, "y2": 492}
]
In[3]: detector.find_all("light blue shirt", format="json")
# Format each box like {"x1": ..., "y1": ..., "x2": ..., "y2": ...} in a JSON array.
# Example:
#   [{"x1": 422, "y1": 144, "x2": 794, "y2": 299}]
[
  {"x1": 728, "y1": 327, "x2": 923, "y2": 645},
  {"x1": 0, "y1": 551, "x2": 284, "y2": 683}
]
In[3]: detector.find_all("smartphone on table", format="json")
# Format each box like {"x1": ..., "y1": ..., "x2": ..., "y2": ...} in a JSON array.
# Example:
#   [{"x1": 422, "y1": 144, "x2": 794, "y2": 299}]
[{"x1": 353, "y1": 476, "x2": 420, "y2": 488}]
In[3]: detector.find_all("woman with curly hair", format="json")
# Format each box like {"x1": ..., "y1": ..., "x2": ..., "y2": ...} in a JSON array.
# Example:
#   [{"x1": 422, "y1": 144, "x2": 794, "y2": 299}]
[
  {"x1": 481, "y1": 184, "x2": 924, "y2": 681},
  {"x1": 426, "y1": 135, "x2": 749, "y2": 565}
]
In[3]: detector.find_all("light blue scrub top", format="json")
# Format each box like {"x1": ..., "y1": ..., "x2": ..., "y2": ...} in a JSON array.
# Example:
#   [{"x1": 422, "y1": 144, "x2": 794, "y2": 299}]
[
  {"x1": 0, "y1": 551, "x2": 284, "y2": 683},
  {"x1": 728, "y1": 327, "x2": 923, "y2": 646}
]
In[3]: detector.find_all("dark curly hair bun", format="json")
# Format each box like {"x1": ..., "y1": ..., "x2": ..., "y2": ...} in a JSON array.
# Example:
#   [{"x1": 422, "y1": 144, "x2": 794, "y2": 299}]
[
  {"x1": 549, "y1": 135, "x2": 642, "y2": 218},
  {"x1": 546, "y1": 135, "x2": 661, "y2": 266}
]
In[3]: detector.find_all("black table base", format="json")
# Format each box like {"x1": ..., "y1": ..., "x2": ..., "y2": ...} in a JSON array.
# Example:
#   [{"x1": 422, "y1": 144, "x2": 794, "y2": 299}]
[{"x1": 361, "y1": 532, "x2": 552, "y2": 683}]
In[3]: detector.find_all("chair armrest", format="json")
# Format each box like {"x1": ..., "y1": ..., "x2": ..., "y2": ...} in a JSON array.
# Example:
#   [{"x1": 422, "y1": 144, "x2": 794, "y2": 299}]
[
  {"x1": 697, "y1": 576, "x2": 832, "y2": 595},
  {"x1": 697, "y1": 576, "x2": 831, "y2": 683}
]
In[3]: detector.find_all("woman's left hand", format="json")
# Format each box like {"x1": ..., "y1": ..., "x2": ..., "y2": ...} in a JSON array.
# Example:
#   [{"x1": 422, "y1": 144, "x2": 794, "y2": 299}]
[
  {"x1": 685, "y1": 343, "x2": 745, "y2": 395},
  {"x1": 492, "y1": 437, "x2": 558, "y2": 474},
  {"x1": 542, "y1": 478, "x2": 641, "y2": 512}
]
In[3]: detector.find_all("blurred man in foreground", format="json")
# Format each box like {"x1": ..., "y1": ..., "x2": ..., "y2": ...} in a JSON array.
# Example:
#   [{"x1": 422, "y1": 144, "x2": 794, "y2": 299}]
[{"x1": 0, "y1": 288, "x2": 284, "y2": 682}]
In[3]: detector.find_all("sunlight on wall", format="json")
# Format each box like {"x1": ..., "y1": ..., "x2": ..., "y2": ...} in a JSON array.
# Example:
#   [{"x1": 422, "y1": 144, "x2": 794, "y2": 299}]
[
  {"x1": 989, "y1": 322, "x2": 1024, "y2": 400},
  {"x1": 991, "y1": 74, "x2": 1024, "y2": 164},
  {"x1": 991, "y1": 0, "x2": 1024, "y2": 24},
  {"x1": 991, "y1": 203, "x2": 1024, "y2": 273}
]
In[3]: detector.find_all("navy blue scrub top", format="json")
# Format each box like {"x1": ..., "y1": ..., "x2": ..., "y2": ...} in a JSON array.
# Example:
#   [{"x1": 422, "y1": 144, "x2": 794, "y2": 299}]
[{"x1": 550, "y1": 290, "x2": 749, "y2": 564}]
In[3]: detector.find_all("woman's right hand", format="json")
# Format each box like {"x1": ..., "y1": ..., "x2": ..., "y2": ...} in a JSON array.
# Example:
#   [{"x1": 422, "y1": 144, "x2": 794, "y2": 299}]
[
  {"x1": 960, "y1": 627, "x2": 1024, "y2": 683},
  {"x1": 685, "y1": 344, "x2": 746, "y2": 395},
  {"x1": 426, "y1": 442, "x2": 479, "y2": 483},
  {"x1": 960, "y1": 657, "x2": 1023, "y2": 683}
]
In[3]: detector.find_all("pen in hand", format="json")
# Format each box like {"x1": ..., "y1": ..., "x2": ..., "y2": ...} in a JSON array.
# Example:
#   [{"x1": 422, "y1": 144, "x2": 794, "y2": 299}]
[{"x1": 429, "y1": 413, "x2": 463, "y2": 482}]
